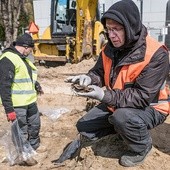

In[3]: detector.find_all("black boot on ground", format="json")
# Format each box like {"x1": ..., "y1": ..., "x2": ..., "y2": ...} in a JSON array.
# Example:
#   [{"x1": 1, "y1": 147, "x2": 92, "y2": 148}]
[{"x1": 119, "y1": 144, "x2": 152, "y2": 167}]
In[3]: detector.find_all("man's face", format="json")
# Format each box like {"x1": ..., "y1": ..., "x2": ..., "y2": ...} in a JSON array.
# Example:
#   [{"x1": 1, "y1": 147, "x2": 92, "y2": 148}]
[
  {"x1": 105, "y1": 19, "x2": 125, "y2": 48},
  {"x1": 23, "y1": 47, "x2": 33, "y2": 56}
]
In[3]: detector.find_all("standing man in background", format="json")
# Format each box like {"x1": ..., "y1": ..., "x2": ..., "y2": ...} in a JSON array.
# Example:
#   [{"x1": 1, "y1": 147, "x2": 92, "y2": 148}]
[
  {"x1": 67, "y1": 0, "x2": 169, "y2": 167},
  {"x1": 0, "y1": 33, "x2": 44, "y2": 152}
]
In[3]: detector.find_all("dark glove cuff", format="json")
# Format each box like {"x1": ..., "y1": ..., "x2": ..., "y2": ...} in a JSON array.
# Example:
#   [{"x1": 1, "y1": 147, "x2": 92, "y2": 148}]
[
  {"x1": 35, "y1": 81, "x2": 42, "y2": 91},
  {"x1": 5, "y1": 107, "x2": 15, "y2": 114}
]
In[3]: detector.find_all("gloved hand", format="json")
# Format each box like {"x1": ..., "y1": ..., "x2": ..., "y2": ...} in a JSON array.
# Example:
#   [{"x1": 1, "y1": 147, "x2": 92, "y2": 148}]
[
  {"x1": 66, "y1": 75, "x2": 92, "y2": 86},
  {"x1": 35, "y1": 81, "x2": 44, "y2": 95},
  {"x1": 7, "y1": 112, "x2": 16, "y2": 122},
  {"x1": 75, "y1": 85, "x2": 104, "y2": 101}
]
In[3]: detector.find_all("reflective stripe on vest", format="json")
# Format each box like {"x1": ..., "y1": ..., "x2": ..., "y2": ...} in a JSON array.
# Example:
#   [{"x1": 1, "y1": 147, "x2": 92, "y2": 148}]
[
  {"x1": 0, "y1": 52, "x2": 37, "y2": 106},
  {"x1": 102, "y1": 36, "x2": 169, "y2": 114}
]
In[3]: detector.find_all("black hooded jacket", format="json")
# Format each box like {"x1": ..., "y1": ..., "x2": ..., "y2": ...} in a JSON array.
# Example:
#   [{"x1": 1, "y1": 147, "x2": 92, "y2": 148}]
[
  {"x1": 87, "y1": 0, "x2": 169, "y2": 110},
  {"x1": 0, "y1": 45, "x2": 39, "y2": 114}
]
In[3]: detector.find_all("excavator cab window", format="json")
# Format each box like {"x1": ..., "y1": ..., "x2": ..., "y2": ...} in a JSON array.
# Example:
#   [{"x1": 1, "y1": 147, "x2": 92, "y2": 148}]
[{"x1": 51, "y1": 0, "x2": 76, "y2": 36}]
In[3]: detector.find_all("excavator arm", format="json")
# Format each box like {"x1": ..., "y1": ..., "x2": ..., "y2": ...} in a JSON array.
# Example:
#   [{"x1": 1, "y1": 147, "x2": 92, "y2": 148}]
[{"x1": 30, "y1": 0, "x2": 106, "y2": 65}]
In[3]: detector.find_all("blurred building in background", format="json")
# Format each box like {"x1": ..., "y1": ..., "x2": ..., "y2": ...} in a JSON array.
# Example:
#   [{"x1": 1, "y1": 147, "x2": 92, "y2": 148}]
[{"x1": 33, "y1": 0, "x2": 170, "y2": 49}]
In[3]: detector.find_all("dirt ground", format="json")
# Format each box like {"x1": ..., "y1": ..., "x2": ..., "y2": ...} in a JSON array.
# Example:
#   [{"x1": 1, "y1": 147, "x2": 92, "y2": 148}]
[{"x1": 0, "y1": 58, "x2": 170, "y2": 170}]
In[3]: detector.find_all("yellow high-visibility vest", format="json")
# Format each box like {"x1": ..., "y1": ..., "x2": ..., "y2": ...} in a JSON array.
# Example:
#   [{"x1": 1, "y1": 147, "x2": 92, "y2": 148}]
[{"x1": 0, "y1": 51, "x2": 37, "y2": 106}]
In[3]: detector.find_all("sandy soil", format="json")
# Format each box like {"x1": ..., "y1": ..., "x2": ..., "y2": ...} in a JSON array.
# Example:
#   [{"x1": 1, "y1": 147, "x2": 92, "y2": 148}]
[{"x1": 0, "y1": 58, "x2": 170, "y2": 170}]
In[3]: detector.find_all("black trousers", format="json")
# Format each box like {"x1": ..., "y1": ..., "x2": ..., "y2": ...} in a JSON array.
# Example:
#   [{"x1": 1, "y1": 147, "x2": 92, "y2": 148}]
[
  {"x1": 76, "y1": 103, "x2": 167, "y2": 153},
  {"x1": 14, "y1": 102, "x2": 41, "y2": 150}
]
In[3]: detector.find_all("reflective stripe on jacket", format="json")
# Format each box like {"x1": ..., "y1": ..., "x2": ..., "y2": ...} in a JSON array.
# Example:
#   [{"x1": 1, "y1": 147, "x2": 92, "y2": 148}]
[
  {"x1": 0, "y1": 51, "x2": 37, "y2": 106},
  {"x1": 102, "y1": 36, "x2": 169, "y2": 114}
]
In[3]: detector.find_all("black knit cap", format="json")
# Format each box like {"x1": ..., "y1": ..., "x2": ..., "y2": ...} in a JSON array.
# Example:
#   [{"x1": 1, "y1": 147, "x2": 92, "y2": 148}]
[{"x1": 15, "y1": 33, "x2": 34, "y2": 48}]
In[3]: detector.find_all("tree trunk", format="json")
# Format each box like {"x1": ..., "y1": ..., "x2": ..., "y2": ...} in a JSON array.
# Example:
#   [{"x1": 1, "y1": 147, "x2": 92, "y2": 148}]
[{"x1": 0, "y1": 0, "x2": 24, "y2": 47}]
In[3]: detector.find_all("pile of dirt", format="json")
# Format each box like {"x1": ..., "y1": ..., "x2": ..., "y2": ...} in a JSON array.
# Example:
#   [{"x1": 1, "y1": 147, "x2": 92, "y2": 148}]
[{"x1": 0, "y1": 58, "x2": 170, "y2": 170}]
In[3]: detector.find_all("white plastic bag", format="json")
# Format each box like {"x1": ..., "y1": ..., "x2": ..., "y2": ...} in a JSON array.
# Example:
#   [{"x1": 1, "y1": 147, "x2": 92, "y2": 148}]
[
  {"x1": 1, "y1": 120, "x2": 36, "y2": 166},
  {"x1": 42, "y1": 107, "x2": 69, "y2": 121}
]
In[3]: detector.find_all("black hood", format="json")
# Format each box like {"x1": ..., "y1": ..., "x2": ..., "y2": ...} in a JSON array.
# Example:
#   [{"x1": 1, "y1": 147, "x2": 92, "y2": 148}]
[{"x1": 101, "y1": 0, "x2": 142, "y2": 49}]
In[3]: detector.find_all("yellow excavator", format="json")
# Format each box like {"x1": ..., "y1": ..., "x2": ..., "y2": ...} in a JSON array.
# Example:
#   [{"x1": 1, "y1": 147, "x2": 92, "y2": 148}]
[{"x1": 30, "y1": 0, "x2": 106, "y2": 65}]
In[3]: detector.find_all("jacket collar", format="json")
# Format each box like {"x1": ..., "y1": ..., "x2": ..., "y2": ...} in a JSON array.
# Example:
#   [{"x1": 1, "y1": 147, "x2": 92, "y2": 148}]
[{"x1": 2, "y1": 44, "x2": 25, "y2": 59}]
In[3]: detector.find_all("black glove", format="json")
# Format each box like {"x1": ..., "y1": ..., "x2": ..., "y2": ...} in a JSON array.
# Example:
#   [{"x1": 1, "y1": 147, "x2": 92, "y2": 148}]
[{"x1": 35, "y1": 81, "x2": 44, "y2": 95}]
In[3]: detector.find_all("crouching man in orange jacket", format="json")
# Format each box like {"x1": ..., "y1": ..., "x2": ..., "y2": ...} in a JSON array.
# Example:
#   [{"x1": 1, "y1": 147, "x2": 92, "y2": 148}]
[{"x1": 67, "y1": 0, "x2": 169, "y2": 167}]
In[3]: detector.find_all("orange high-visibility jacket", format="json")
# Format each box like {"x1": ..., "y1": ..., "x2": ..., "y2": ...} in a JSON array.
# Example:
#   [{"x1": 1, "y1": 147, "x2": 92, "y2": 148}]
[{"x1": 102, "y1": 36, "x2": 169, "y2": 114}]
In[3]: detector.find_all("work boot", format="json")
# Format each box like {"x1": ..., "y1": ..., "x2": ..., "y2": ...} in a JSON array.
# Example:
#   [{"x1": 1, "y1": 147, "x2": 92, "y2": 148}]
[
  {"x1": 120, "y1": 144, "x2": 152, "y2": 167},
  {"x1": 33, "y1": 145, "x2": 48, "y2": 163},
  {"x1": 36, "y1": 145, "x2": 47, "y2": 153},
  {"x1": 24, "y1": 157, "x2": 38, "y2": 166}
]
